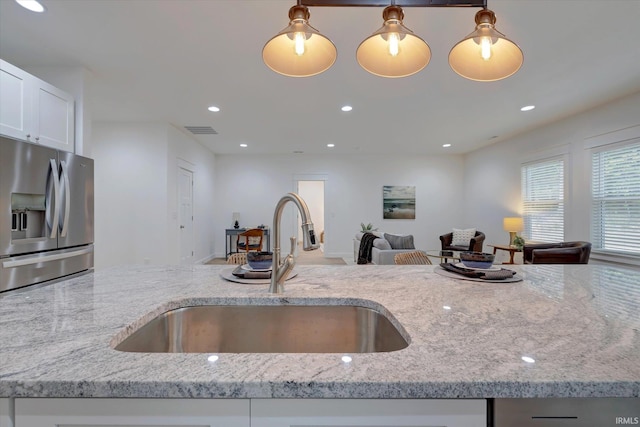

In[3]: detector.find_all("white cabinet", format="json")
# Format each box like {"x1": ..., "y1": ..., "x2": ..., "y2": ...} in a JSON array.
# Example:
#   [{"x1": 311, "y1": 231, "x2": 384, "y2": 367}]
[
  {"x1": 14, "y1": 398, "x2": 250, "y2": 427},
  {"x1": 0, "y1": 398, "x2": 13, "y2": 427},
  {"x1": 0, "y1": 59, "x2": 75, "y2": 152},
  {"x1": 251, "y1": 399, "x2": 487, "y2": 427}
]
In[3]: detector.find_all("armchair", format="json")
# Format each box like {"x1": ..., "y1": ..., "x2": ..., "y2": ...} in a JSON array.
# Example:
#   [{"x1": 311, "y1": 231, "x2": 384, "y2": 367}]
[
  {"x1": 523, "y1": 241, "x2": 592, "y2": 264},
  {"x1": 440, "y1": 230, "x2": 485, "y2": 252}
]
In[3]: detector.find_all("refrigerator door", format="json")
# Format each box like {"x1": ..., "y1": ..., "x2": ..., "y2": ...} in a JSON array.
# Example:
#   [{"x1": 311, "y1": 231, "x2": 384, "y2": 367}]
[
  {"x1": 0, "y1": 245, "x2": 93, "y2": 292},
  {"x1": 57, "y1": 150, "x2": 94, "y2": 248},
  {"x1": 0, "y1": 137, "x2": 59, "y2": 257}
]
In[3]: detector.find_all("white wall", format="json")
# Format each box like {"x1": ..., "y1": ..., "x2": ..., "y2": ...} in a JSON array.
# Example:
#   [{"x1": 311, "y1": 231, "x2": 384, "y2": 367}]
[
  {"x1": 93, "y1": 122, "x2": 215, "y2": 268},
  {"x1": 463, "y1": 91, "x2": 640, "y2": 265},
  {"x1": 214, "y1": 154, "x2": 465, "y2": 258}
]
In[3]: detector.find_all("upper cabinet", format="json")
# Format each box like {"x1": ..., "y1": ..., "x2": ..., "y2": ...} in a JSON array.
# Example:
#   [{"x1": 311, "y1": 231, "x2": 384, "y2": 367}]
[{"x1": 1, "y1": 59, "x2": 75, "y2": 152}]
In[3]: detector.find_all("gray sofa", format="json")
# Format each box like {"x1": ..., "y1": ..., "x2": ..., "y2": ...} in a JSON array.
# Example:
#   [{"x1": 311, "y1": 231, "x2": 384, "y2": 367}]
[{"x1": 354, "y1": 231, "x2": 417, "y2": 265}]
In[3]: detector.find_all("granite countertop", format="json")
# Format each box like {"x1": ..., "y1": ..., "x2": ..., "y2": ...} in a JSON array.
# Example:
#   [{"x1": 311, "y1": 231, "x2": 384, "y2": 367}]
[{"x1": 1, "y1": 264, "x2": 639, "y2": 399}]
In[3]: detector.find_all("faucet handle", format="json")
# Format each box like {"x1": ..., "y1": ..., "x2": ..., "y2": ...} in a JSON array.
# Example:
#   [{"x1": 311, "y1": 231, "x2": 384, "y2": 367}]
[{"x1": 289, "y1": 236, "x2": 297, "y2": 256}]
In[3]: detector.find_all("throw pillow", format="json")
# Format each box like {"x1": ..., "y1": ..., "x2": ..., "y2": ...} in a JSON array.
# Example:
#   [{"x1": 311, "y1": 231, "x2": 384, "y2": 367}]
[
  {"x1": 451, "y1": 228, "x2": 476, "y2": 247},
  {"x1": 384, "y1": 233, "x2": 415, "y2": 250},
  {"x1": 373, "y1": 238, "x2": 392, "y2": 250}
]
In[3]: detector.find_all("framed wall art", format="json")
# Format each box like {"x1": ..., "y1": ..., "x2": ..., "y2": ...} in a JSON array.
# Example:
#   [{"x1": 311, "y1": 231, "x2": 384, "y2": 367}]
[{"x1": 383, "y1": 185, "x2": 415, "y2": 219}]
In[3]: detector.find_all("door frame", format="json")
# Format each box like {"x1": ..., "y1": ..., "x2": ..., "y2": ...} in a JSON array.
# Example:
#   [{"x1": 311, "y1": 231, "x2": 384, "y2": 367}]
[
  {"x1": 177, "y1": 159, "x2": 195, "y2": 265},
  {"x1": 293, "y1": 174, "x2": 327, "y2": 255}
]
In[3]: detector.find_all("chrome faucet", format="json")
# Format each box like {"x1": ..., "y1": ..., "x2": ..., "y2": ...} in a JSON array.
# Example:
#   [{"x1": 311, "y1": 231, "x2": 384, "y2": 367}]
[{"x1": 269, "y1": 192, "x2": 320, "y2": 294}]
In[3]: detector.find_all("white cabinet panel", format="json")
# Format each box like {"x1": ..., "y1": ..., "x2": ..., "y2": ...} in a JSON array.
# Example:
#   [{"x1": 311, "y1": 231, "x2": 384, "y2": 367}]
[
  {"x1": 15, "y1": 398, "x2": 250, "y2": 427},
  {"x1": 251, "y1": 399, "x2": 487, "y2": 427},
  {"x1": 0, "y1": 59, "x2": 74, "y2": 152},
  {"x1": 0, "y1": 398, "x2": 14, "y2": 427},
  {"x1": 32, "y1": 81, "x2": 75, "y2": 151},
  {"x1": 0, "y1": 60, "x2": 32, "y2": 141}
]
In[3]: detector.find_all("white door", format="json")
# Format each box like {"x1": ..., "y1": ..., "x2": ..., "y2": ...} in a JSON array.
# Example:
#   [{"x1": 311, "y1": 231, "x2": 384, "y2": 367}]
[
  {"x1": 297, "y1": 179, "x2": 325, "y2": 253},
  {"x1": 178, "y1": 167, "x2": 194, "y2": 264}
]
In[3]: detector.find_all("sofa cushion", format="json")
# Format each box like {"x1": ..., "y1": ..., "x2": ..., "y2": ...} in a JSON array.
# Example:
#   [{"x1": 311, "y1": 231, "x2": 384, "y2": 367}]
[
  {"x1": 373, "y1": 238, "x2": 392, "y2": 250},
  {"x1": 452, "y1": 228, "x2": 476, "y2": 247},
  {"x1": 384, "y1": 233, "x2": 415, "y2": 249}
]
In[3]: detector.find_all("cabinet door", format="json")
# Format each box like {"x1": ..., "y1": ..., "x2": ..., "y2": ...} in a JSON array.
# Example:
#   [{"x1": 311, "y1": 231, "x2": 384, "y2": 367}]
[
  {"x1": 15, "y1": 398, "x2": 249, "y2": 427},
  {"x1": 32, "y1": 80, "x2": 75, "y2": 152},
  {"x1": 0, "y1": 59, "x2": 33, "y2": 141},
  {"x1": 0, "y1": 398, "x2": 13, "y2": 427},
  {"x1": 251, "y1": 399, "x2": 486, "y2": 427}
]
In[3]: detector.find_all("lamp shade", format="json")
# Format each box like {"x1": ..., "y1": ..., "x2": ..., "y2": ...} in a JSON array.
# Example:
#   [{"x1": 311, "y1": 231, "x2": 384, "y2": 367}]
[
  {"x1": 356, "y1": 5, "x2": 431, "y2": 78},
  {"x1": 262, "y1": 5, "x2": 337, "y2": 77},
  {"x1": 449, "y1": 9, "x2": 523, "y2": 82},
  {"x1": 503, "y1": 217, "x2": 524, "y2": 232}
]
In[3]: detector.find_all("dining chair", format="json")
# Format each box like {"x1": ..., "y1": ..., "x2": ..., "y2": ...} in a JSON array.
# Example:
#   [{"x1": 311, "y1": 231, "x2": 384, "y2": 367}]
[
  {"x1": 226, "y1": 252, "x2": 247, "y2": 265},
  {"x1": 394, "y1": 251, "x2": 433, "y2": 265},
  {"x1": 236, "y1": 228, "x2": 264, "y2": 253}
]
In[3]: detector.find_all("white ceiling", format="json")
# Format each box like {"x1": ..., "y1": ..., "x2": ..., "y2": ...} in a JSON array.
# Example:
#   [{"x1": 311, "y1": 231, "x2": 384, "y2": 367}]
[{"x1": 1, "y1": 0, "x2": 639, "y2": 155}]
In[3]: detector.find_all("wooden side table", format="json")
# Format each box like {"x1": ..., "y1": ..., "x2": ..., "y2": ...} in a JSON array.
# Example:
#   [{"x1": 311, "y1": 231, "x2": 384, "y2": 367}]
[{"x1": 489, "y1": 244, "x2": 522, "y2": 264}]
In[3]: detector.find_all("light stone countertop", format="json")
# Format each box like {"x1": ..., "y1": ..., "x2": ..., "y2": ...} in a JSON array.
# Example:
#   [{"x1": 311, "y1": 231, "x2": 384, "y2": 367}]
[{"x1": 0, "y1": 264, "x2": 639, "y2": 399}]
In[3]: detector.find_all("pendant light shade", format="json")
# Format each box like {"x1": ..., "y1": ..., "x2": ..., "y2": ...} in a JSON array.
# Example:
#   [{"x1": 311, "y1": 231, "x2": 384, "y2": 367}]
[
  {"x1": 262, "y1": 4, "x2": 337, "y2": 77},
  {"x1": 356, "y1": 5, "x2": 431, "y2": 78},
  {"x1": 448, "y1": 9, "x2": 523, "y2": 82}
]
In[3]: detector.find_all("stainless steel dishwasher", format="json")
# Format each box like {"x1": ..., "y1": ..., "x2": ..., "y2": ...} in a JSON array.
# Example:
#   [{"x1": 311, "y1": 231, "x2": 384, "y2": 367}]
[{"x1": 492, "y1": 398, "x2": 640, "y2": 427}]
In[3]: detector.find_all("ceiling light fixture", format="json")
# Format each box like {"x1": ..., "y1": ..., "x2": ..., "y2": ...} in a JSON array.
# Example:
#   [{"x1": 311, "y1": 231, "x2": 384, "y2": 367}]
[
  {"x1": 327, "y1": 143, "x2": 335, "y2": 147},
  {"x1": 15, "y1": 0, "x2": 45, "y2": 12},
  {"x1": 341, "y1": 105, "x2": 353, "y2": 111},
  {"x1": 263, "y1": 1, "x2": 522, "y2": 81},
  {"x1": 262, "y1": 1, "x2": 337, "y2": 77},
  {"x1": 240, "y1": 143, "x2": 248, "y2": 148},
  {"x1": 448, "y1": 8, "x2": 524, "y2": 81},
  {"x1": 520, "y1": 105, "x2": 535, "y2": 111},
  {"x1": 207, "y1": 106, "x2": 220, "y2": 112},
  {"x1": 442, "y1": 143, "x2": 452, "y2": 148},
  {"x1": 356, "y1": 4, "x2": 431, "y2": 78}
]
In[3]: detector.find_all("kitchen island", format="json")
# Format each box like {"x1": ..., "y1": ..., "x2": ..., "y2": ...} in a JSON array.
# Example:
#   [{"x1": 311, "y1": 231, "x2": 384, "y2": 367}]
[{"x1": 1, "y1": 263, "x2": 639, "y2": 400}]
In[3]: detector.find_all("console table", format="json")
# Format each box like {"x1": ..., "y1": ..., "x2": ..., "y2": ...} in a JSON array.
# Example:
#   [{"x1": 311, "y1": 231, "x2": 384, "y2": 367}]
[
  {"x1": 489, "y1": 244, "x2": 522, "y2": 264},
  {"x1": 225, "y1": 228, "x2": 270, "y2": 259}
]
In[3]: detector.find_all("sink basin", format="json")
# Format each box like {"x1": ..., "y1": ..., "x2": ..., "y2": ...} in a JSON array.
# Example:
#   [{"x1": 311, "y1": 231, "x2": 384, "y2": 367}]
[{"x1": 114, "y1": 304, "x2": 409, "y2": 353}]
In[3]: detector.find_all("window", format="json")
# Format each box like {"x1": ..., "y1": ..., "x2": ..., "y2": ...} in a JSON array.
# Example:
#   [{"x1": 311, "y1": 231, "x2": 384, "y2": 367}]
[
  {"x1": 591, "y1": 141, "x2": 640, "y2": 255},
  {"x1": 521, "y1": 158, "x2": 565, "y2": 242}
]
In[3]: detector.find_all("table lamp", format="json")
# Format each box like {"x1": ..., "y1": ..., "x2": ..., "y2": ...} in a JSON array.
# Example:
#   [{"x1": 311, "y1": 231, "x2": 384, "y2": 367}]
[
  {"x1": 232, "y1": 212, "x2": 240, "y2": 229},
  {"x1": 503, "y1": 217, "x2": 524, "y2": 246}
]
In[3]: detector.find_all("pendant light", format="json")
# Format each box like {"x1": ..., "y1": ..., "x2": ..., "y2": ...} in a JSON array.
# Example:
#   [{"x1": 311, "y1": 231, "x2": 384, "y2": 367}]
[
  {"x1": 356, "y1": 4, "x2": 431, "y2": 78},
  {"x1": 262, "y1": 3, "x2": 337, "y2": 77},
  {"x1": 448, "y1": 8, "x2": 523, "y2": 82}
]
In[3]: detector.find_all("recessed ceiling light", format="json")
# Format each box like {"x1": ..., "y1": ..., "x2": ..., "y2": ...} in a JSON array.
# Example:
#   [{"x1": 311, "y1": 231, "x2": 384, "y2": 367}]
[
  {"x1": 521, "y1": 356, "x2": 535, "y2": 363},
  {"x1": 327, "y1": 143, "x2": 335, "y2": 148},
  {"x1": 207, "y1": 106, "x2": 220, "y2": 112},
  {"x1": 442, "y1": 143, "x2": 451, "y2": 148},
  {"x1": 341, "y1": 105, "x2": 353, "y2": 112},
  {"x1": 520, "y1": 105, "x2": 535, "y2": 112},
  {"x1": 239, "y1": 143, "x2": 247, "y2": 148},
  {"x1": 15, "y1": 0, "x2": 45, "y2": 12}
]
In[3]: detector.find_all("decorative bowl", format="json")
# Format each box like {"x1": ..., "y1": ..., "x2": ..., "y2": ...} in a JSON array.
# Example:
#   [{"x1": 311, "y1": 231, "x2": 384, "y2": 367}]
[
  {"x1": 459, "y1": 251, "x2": 495, "y2": 269},
  {"x1": 246, "y1": 251, "x2": 273, "y2": 270}
]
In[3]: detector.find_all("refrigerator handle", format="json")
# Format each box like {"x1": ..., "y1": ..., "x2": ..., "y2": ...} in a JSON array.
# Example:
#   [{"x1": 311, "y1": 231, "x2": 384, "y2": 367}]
[
  {"x1": 45, "y1": 158, "x2": 60, "y2": 239},
  {"x1": 59, "y1": 160, "x2": 71, "y2": 237}
]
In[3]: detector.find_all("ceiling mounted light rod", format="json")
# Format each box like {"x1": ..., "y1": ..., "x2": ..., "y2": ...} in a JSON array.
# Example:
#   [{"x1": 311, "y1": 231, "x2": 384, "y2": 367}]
[
  {"x1": 301, "y1": 0, "x2": 486, "y2": 6},
  {"x1": 356, "y1": 2, "x2": 431, "y2": 78},
  {"x1": 262, "y1": 0, "x2": 337, "y2": 77},
  {"x1": 448, "y1": 7, "x2": 524, "y2": 81}
]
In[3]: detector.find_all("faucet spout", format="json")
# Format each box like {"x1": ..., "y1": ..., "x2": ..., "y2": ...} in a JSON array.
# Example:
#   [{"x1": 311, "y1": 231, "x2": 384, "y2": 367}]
[{"x1": 269, "y1": 192, "x2": 320, "y2": 294}]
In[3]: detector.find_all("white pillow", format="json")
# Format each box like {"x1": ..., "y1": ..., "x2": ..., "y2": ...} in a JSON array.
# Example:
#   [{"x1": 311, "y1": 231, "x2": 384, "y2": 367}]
[{"x1": 451, "y1": 228, "x2": 476, "y2": 247}]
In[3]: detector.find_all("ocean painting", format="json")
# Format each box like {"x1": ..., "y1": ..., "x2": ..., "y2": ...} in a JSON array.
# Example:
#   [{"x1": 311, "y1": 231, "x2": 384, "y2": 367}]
[{"x1": 383, "y1": 186, "x2": 416, "y2": 219}]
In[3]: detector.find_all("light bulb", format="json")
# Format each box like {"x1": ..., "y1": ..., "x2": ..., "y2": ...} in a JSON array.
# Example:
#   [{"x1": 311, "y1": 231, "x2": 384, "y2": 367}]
[
  {"x1": 294, "y1": 32, "x2": 306, "y2": 56},
  {"x1": 388, "y1": 32, "x2": 400, "y2": 56},
  {"x1": 480, "y1": 36, "x2": 492, "y2": 60}
]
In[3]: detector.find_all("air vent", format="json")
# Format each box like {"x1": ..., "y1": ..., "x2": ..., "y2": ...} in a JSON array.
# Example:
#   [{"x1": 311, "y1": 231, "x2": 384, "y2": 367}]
[{"x1": 184, "y1": 126, "x2": 218, "y2": 135}]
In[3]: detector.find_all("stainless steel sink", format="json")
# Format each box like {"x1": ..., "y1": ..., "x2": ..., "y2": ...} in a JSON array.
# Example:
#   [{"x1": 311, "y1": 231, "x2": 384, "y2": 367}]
[{"x1": 114, "y1": 304, "x2": 409, "y2": 353}]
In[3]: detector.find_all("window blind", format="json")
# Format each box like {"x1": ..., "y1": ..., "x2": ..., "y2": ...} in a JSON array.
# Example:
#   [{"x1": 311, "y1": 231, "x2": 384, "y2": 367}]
[
  {"x1": 521, "y1": 158, "x2": 564, "y2": 242},
  {"x1": 591, "y1": 142, "x2": 640, "y2": 255}
]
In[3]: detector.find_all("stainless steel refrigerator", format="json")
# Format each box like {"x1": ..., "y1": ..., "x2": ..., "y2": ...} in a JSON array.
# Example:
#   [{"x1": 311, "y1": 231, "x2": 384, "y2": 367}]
[{"x1": 0, "y1": 136, "x2": 94, "y2": 292}]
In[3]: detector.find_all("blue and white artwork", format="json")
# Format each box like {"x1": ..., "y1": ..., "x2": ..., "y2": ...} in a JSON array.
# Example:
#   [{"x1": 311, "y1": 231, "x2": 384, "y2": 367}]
[{"x1": 383, "y1": 185, "x2": 415, "y2": 219}]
